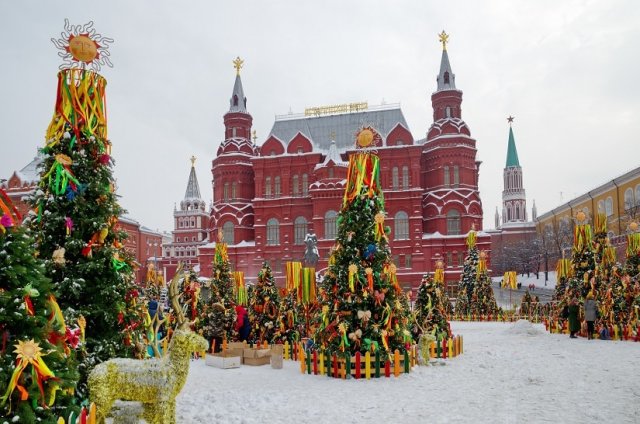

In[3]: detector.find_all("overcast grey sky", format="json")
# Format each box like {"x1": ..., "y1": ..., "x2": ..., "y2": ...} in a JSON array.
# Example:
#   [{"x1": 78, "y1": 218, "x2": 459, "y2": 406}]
[{"x1": 1, "y1": 0, "x2": 639, "y2": 234}]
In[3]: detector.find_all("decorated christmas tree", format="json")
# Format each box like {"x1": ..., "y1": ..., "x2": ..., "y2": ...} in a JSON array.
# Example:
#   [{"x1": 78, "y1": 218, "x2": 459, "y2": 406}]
[
  {"x1": 314, "y1": 128, "x2": 412, "y2": 356},
  {"x1": 248, "y1": 262, "x2": 281, "y2": 343},
  {"x1": 454, "y1": 229, "x2": 500, "y2": 317},
  {"x1": 27, "y1": 21, "x2": 146, "y2": 397},
  {"x1": 412, "y1": 269, "x2": 452, "y2": 341},
  {"x1": 200, "y1": 232, "x2": 237, "y2": 350},
  {"x1": 0, "y1": 192, "x2": 80, "y2": 422}
]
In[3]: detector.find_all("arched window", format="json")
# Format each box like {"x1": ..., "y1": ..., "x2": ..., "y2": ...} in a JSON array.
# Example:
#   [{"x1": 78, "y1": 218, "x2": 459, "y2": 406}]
[
  {"x1": 624, "y1": 188, "x2": 634, "y2": 211},
  {"x1": 223, "y1": 182, "x2": 229, "y2": 202},
  {"x1": 233, "y1": 95, "x2": 238, "y2": 106},
  {"x1": 444, "y1": 71, "x2": 450, "y2": 85},
  {"x1": 266, "y1": 218, "x2": 280, "y2": 246},
  {"x1": 444, "y1": 166, "x2": 450, "y2": 186},
  {"x1": 402, "y1": 166, "x2": 409, "y2": 190},
  {"x1": 232, "y1": 182, "x2": 237, "y2": 200},
  {"x1": 445, "y1": 106, "x2": 451, "y2": 118},
  {"x1": 223, "y1": 221, "x2": 234, "y2": 244},
  {"x1": 302, "y1": 174, "x2": 309, "y2": 196},
  {"x1": 453, "y1": 166, "x2": 459, "y2": 186},
  {"x1": 605, "y1": 196, "x2": 613, "y2": 216},
  {"x1": 274, "y1": 176, "x2": 281, "y2": 197},
  {"x1": 507, "y1": 204, "x2": 512, "y2": 221},
  {"x1": 294, "y1": 217, "x2": 308, "y2": 245},
  {"x1": 324, "y1": 210, "x2": 338, "y2": 240},
  {"x1": 515, "y1": 204, "x2": 520, "y2": 220},
  {"x1": 446, "y1": 209, "x2": 461, "y2": 235},
  {"x1": 265, "y1": 177, "x2": 272, "y2": 198},
  {"x1": 292, "y1": 175, "x2": 299, "y2": 197},
  {"x1": 598, "y1": 200, "x2": 605, "y2": 213},
  {"x1": 392, "y1": 167, "x2": 399, "y2": 190},
  {"x1": 394, "y1": 211, "x2": 409, "y2": 240},
  {"x1": 636, "y1": 184, "x2": 640, "y2": 206}
]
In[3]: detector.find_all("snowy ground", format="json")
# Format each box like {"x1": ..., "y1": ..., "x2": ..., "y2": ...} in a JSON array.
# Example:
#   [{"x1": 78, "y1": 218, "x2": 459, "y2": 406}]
[{"x1": 175, "y1": 321, "x2": 640, "y2": 424}]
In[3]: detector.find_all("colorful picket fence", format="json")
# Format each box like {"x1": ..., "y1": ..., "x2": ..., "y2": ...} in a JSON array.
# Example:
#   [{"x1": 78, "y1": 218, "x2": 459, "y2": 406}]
[
  {"x1": 452, "y1": 312, "x2": 547, "y2": 323},
  {"x1": 56, "y1": 403, "x2": 96, "y2": 424},
  {"x1": 291, "y1": 335, "x2": 463, "y2": 378}
]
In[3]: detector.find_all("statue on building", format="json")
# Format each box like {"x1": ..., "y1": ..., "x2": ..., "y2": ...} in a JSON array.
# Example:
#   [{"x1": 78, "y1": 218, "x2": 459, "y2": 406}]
[{"x1": 304, "y1": 232, "x2": 319, "y2": 266}]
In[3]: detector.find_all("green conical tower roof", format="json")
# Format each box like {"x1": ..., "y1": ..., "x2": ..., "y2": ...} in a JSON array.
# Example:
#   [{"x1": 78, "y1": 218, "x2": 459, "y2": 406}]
[{"x1": 505, "y1": 126, "x2": 520, "y2": 167}]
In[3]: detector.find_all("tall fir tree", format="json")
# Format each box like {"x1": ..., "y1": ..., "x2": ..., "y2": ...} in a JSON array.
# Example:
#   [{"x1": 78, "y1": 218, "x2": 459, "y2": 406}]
[
  {"x1": 248, "y1": 262, "x2": 281, "y2": 343},
  {"x1": 412, "y1": 273, "x2": 452, "y2": 341},
  {"x1": 314, "y1": 130, "x2": 412, "y2": 357},
  {"x1": 200, "y1": 233, "x2": 236, "y2": 350},
  {"x1": 0, "y1": 193, "x2": 79, "y2": 422},
  {"x1": 28, "y1": 67, "x2": 146, "y2": 397}
]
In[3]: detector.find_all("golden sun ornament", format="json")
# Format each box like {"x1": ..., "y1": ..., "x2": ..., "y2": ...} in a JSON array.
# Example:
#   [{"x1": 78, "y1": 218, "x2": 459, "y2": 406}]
[
  {"x1": 51, "y1": 19, "x2": 113, "y2": 71},
  {"x1": 15, "y1": 339, "x2": 43, "y2": 360}
]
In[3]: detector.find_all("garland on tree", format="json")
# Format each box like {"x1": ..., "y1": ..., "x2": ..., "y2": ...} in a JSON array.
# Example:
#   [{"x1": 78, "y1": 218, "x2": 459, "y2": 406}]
[
  {"x1": 314, "y1": 132, "x2": 412, "y2": 357},
  {"x1": 0, "y1": 190, "x2": 80, "y2": 422}
]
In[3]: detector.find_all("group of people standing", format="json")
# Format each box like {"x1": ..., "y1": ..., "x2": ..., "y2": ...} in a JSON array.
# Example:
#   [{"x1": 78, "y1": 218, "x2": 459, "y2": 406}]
[{"x1": 565, "y1": 293, "x2": 598, "y2": 339}]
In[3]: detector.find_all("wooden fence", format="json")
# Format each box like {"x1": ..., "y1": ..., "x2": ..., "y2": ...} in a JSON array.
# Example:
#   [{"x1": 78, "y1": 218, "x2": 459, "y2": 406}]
[
  {"x1": 292, "y1": 336, "x2": 463, "y2": 378},
  {"x1": 56, "y1": 403, "x2": 96, "y2": 424}
]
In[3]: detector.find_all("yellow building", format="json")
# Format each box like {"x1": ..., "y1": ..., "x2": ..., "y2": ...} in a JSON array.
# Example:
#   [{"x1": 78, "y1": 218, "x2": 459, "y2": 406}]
[{"x1": 534, "y1": 166, "x2": 640, "y2": 265}]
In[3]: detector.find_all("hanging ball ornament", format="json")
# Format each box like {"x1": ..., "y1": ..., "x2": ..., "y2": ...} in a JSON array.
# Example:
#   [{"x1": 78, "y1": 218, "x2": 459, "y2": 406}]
[{"x1": 374, "y1": 212, "x2": 385, "y2": 224}]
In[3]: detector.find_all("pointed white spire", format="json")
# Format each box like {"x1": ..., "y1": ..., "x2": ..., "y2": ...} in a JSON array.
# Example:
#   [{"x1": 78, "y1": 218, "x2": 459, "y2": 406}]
[
  {"x1": 436, "y1": 31, "x2": 456, "y2": 91},
  {"x1": 184, "y1": 156, "x2": 202, "y2": 200},
  {"x1": 229, "y1": 56, "x2": 247, "y2": 113}
]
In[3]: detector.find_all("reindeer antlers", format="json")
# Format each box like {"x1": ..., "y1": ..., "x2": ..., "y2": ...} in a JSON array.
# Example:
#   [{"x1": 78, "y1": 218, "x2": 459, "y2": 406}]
[{"x1": 169, "y1": 263, "x2": 188, "y2": 329}]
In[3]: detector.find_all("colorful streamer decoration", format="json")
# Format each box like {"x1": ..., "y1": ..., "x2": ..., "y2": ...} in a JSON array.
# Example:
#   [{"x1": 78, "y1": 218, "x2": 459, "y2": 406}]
[
  {"x1": 299, "y1": 267, "x2": 317, "y2": 304},
  {"x1": 342, "y1": 152, "x2": 382, "y2": 208},
  {"x1": 214, "y1": 229, "x2": 229, "y2": 265},
  {"x1": 501, "y1": 271, "x2": 517, "y2": 289},
  {"x1": 233, "y1": 271, "x2": 247, "y2": 306},
  {"x1": 374, "y1": 212, "x2": 386, "y2": 242},
  {"x1": 476, "y1": 250, "x2": 488, "y2": 278},
  {"x1": 627, "y1": 232, "x2": 640, "y2": 258},
  {"x1": 556, "y1": 258, "x2": 573, "y2": 280},
  {"x1": 0, "y1": 188, "x2": 22, "y2": 228},
  {"x1": 0, "y1": 340, "x2": 57, "y2": 407},
  {"x1": 600, "y1": 246, "x2": 616, "y2": 267},
  {"x1": 41, "y1": 154, "x2": 80, "y2": 196},
  {"x1": 45, "y1": 68, "x2": 109, "y2": 150},
  {"x1": 466, "y1": 229, "x2": 477, "y2": 249},
  {"x1": 286, "y1": 261, "x2": 302, "y2": 293},
  {"x1": 434, "y1": 258, "x2": 445, "y2": 284},
  {"x1": 348, "y1": 264, "x2": 358, "y2": 292},
  {"x1": 593, "y1": 212, "x2": 607, "y2": 234},
  {"x1": 573, "y1": 223, "x2": 593, "y2": 253}
]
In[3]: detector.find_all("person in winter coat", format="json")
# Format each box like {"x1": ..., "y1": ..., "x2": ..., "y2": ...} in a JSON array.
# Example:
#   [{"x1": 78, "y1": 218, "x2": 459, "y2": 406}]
[
  {"x1": 583, "y1": 292, "x2": 597, "y2": 340},
  {"x1": 568, "y1": 297, "x2": 580, "y2": 338},
  {"x1": 235, "y1": 305, "x2": 251, "y2": 342}
]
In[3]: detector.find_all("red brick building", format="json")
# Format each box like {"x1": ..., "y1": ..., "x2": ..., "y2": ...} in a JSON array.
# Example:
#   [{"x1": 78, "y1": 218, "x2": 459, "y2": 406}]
[
  {"x1": 2, "y1": 154, "x2": 163, "y2": 283},
  {"x1": 197, "y1": 35, "x2": 490, "y2": 294}
]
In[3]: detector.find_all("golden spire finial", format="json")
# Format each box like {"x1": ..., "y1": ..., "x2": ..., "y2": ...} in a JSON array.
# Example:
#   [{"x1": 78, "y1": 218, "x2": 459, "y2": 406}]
[
  {"x1": 507, "y1": 115, "x2": 515, "y2": 126},
  {"x1": 232, "y1": 56, "x2": 244, "y2": 75},
  {"x1": 438, "y1": 30, "x2": 450, "y2": 51},
  {"x1": 190, "y1": 155, "x2": 197, "y2": 166}
]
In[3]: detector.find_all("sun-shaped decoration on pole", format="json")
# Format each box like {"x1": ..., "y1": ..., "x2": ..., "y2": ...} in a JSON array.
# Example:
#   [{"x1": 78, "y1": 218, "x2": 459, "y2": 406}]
[
  {"x1": 51, "y1": 19, "x2": 113, "y2": 71},
  {"x1": 355, "y1": 126, "x2": 382, "y2": 151}
]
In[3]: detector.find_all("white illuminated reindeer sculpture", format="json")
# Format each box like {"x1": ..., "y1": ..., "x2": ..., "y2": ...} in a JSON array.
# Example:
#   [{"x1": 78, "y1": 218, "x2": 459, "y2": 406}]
[{"x1": 89, "y1": 263, "x2": 209, "y2": 424}]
